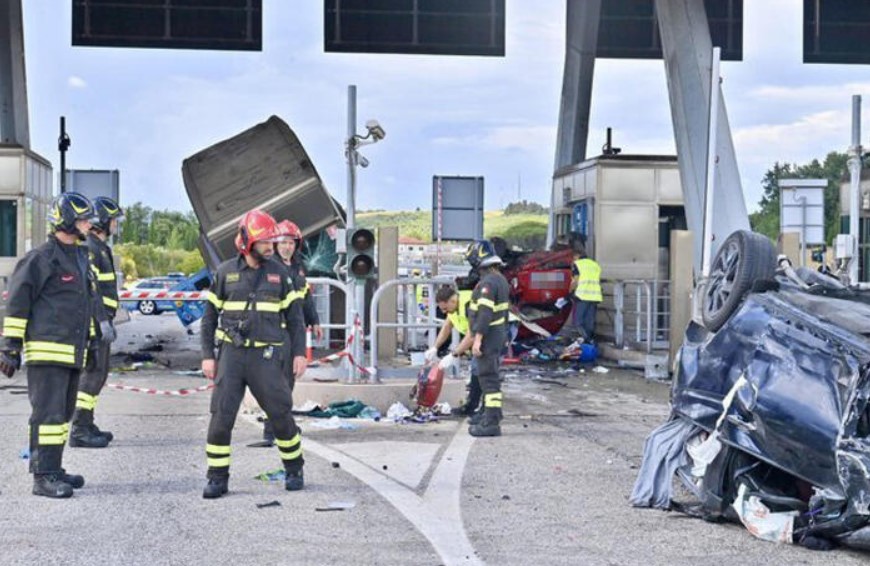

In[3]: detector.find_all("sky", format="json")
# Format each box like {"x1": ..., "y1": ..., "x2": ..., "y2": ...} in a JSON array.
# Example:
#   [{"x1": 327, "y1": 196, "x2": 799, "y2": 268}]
[{"x1": 18, "y1": 1, "x2": 870, "y2": 216}]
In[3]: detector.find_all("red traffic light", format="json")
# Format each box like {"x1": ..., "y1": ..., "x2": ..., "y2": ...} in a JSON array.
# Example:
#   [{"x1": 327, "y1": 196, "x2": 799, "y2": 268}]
[{"x1": 350, "y1": 228, "x2": 375, "y2": 252}]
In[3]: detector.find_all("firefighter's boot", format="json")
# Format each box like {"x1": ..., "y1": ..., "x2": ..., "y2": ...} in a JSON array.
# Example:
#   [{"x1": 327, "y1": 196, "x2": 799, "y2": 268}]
[
  {"x1": 469, "y1": 408, "x2": 502, "y2": 437},
  {"x1": 467, "y1": 409, "x2": 485, "y2": 425},
  {"x1": 202, "y1": 475, "x2": 229, "y2": 499},
  {"x1": 60, "y1": 469, "x2": 85, "y2": 489},
  {"x1": 69, "y1": 424, "x2": 110, "y2": 448},
  {"x1": 33, "y1": 474, "x2": 74, "y2": 498},
  {"x1": 284, "y1": 468, "x2": 304, "y2": 492},
  {"x1": 92, "y1": 423, "x2": 114, "y2": 443}
]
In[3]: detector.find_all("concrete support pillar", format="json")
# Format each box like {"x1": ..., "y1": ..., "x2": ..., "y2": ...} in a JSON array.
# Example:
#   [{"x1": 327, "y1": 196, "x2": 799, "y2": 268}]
[
  {"x1": 0, "y1": 0, "x2": 28, "y2": 147},
  {"x1": 549, "y1": 0, "x2": 601, "y2": 247},
  {"x1": 655, "y1": 0, "x2": 748, "y2": 274}
]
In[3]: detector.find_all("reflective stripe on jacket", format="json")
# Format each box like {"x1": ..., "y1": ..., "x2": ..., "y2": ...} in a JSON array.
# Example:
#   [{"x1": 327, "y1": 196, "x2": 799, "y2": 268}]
[
  {"x1": 200, "y1": 255, "x2": 306, "y2": 359},
  {"x1": 573, "y1": 258, "x2": 602, "y2": 302},
  {"x1": 2, "y1": 236, "x2": 97, "y2": 368},
  {"x1": 87, "y1": 233, "x2": 119, "y2": 316}
]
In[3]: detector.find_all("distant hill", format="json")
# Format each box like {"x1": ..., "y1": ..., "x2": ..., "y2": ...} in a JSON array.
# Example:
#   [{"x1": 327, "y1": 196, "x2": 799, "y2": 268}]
[{"x1": 356, "y1": 210, "x2": 548, "y2": 250}]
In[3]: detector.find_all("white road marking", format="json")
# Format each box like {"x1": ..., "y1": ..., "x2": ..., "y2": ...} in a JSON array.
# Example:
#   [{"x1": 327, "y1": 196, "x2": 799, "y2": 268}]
[
  {"x1": 305, "y1": 427, "x2": 482, "y2": 566},
  {"x1": 330, "y1": 440, "x2": 442, "y2": 489}
]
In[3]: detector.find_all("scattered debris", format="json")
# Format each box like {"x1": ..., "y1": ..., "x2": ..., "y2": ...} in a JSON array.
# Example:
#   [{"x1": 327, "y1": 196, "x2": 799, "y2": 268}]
[
  {"x1": 254, "y1": 468, "x2": 285, "y2": 482},
  {"x1": 307, "y1": 416, "x2": 359, "y2": 430},
  {"x1": 386, "y1": 402, "x2": 412, "y2": 421},
  {"x1": 331, "y1": 462, "x2": 341, "y2": 469},
  {"x1": 173, "y1": 370, "x2": 204, "y2": 377},
  {"x1": 591, "y1": 366, "x2": 609, "y2": 374},
  {"x1": 316, "y1": 501, "x2": 356, "y2": 512},
  {"x1": 256, "y1": 500, "x2": 282, "y2": 509}
]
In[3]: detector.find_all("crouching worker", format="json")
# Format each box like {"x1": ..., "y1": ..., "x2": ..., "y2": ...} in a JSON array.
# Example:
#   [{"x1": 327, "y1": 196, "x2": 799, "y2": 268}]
[
  {"x1": 426, "y1": 286, "x2": 482, "y2": 419},
  {"x1": 200, "y1": 210, "x2": 308, "y2": 498}
]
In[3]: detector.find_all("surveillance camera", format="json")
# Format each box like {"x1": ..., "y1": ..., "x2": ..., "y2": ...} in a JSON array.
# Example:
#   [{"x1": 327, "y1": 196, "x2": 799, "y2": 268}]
[
  {"x1": 357, "y1": 153, "x2": 370, "y2": 168},
  {"x1": 365, "y1": 119, "x2": 386, "y2": 141}
]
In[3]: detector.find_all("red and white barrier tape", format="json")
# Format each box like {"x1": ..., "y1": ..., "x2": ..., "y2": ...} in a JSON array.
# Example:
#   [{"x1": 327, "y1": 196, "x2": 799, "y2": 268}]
[
  {"x1": 106, "y1": 383, "x2": 214, "y2": 396},
  {"x1": 117, "y1": 290, "x2": 207, "y2": 301}
]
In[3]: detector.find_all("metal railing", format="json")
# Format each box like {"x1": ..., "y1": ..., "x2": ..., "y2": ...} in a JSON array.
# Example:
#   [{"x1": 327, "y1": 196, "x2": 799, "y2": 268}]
[
  {"x1": 601, "y1": 279, "x2": 671, "y2": 353},
  {"x1": 369, "y1": 276, "x2": 455, "y2": 375}
]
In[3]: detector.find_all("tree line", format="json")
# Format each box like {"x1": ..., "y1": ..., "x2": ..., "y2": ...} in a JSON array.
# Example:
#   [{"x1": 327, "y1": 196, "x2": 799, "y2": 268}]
[{"x1": 116, "y1": 203, "x2": 204, "y2": 280}]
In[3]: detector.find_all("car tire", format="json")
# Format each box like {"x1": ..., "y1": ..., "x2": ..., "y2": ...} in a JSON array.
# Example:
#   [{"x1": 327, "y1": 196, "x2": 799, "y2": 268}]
[
  {"x1": 138, "y1": 300, "x2": 157, "y2": 315},
  {"x1": 701, "y1": 230, "x2": 776, "y2": 332}
]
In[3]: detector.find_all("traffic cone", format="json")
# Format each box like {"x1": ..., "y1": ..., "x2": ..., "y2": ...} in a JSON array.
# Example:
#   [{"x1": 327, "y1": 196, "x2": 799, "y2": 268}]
[{"x1": 306, "y1": 327, "x2": 313, "y2": 362}]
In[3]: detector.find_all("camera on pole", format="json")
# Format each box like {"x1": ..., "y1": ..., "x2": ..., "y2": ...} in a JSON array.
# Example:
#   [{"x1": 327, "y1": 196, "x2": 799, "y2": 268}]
[{"x1": 347, "y1": 228, "x2": 376, "y2": 279}]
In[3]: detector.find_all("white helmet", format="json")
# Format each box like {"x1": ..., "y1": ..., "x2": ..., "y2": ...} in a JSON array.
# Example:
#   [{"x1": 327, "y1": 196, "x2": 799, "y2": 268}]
[{"x1": 478, "y1": 255, "x2": 504, "y2": 268}]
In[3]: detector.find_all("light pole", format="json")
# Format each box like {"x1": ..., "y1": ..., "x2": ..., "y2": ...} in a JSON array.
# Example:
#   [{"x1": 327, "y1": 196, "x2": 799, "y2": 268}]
[{"x1": 344, "y1": 85, "x2": 386, "y2": 381}]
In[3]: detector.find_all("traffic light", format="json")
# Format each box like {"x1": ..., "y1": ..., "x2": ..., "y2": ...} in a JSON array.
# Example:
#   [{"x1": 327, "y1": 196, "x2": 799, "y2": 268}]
[{"x1": 347, "y1": 228, "x2": 376, "y2": 279}]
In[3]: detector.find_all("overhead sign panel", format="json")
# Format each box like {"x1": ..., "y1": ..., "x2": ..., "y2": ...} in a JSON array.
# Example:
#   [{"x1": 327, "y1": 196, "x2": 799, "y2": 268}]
[
  {"x1": 72, "y1": 0, "x2": 262, "y2": 51},
  {"x1": 803, "y1": 0, "x2": 870, "y2": 64},
  {"x1": 324, "y1": 0, "x2": 505, "y2": 56},
  {"x1": 432, "y1": 176, "x2": 484, "y2": 242},
  {"x1": 597, "y1": 0, "x2": 743, "y2": 61}
]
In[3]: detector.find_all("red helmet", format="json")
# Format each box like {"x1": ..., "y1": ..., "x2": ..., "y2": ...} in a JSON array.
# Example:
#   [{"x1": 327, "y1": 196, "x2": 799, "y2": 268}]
[
  {"x1": 276, "y1": 220, "x2": 303, "y2": 241},
  {"x1": 236, "y1": 209, "x2": 279, "y2": 255}
]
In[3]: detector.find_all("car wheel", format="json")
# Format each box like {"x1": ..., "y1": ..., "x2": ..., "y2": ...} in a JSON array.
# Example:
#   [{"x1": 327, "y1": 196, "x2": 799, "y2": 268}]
[
  {"x1": 138, "y1": 300, "x2": 156, "y2": 315},
  {"x1": 701, "y1": 230, "x2": 776, "y2": 332}
]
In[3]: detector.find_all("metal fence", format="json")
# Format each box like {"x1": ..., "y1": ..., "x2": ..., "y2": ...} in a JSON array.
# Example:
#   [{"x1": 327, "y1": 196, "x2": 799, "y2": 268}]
[{"x1": 598, "y1": 279, "x2": 671, "y2": 353}]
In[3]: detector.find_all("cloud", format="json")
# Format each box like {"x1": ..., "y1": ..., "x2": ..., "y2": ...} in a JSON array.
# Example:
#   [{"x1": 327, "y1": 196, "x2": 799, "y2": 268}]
[{"x1": 67, "y1": 76, "x2": 87, "y2": 88}]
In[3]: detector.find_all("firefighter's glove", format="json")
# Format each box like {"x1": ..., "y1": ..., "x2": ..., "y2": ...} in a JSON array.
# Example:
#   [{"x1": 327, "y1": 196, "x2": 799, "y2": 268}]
[
  {"x1": 99, "y1": 320, "x2": 117, "y2": 344},
  {"x1": 0, "y1": 349, "x2": 21, "y2": 378},
  {"x1": 424, "y1": 347, "x2": 438, "y2": 364},
  {"x1": 438, "y1": 353, "x2": 456, "y2": 370}
]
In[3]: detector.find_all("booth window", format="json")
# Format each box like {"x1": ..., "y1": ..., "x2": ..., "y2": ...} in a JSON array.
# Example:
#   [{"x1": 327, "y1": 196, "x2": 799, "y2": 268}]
[{"x1": 0, "y1": 200, "x2": 16, "y2": 256}]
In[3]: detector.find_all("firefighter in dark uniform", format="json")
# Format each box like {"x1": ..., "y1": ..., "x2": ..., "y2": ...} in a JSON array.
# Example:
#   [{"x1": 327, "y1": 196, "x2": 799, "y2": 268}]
[
  {"x1": 200, "y1": 210, "x2": 308, "y2": 498},
  {"x1": 253, "y1": 219, "x2": 322, "y2": 447},
  {"x1": 70, "y1": 196, "x2": 124, "y2": 448},
  {"x1": 0, "y1": 192, "x2": 114, "y2": 498},
  {"x1": 464, "y1": 240, "x2": 511, "y2": 437}
]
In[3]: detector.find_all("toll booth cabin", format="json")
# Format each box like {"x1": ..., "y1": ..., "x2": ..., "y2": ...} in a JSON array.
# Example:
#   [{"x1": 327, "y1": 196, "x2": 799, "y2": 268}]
[
  {"x1": 0, "y1": 146, "x2": 53, "y2": 317},
  {"x1": 550, "y1": 154, "x2": 685, "y2": 351}
]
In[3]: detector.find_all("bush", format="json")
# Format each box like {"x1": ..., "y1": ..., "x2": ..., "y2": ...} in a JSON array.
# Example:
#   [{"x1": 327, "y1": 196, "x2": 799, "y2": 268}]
[{"x1": 115, "y1": 243, "x2": 205, "y2": 279}]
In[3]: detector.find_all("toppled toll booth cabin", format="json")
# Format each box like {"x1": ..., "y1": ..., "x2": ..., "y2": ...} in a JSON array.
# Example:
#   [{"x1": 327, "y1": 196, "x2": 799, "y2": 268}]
[
  {"x1": 631, "y1": 230, "x2": 870, "y2": 551},
  {"x1": 182, "y1": 115, "x2": 344, "y2": 269}
]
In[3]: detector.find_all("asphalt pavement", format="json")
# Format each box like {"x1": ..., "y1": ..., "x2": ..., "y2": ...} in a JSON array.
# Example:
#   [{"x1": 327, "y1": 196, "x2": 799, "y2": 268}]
[{"x1": 0, "y1": 313, "x2": 867, "y2": 565}]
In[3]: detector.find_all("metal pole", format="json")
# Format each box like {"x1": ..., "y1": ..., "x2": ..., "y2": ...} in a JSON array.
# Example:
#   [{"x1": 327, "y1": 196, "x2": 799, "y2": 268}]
[
  {"x1": 800, "y1": 196, "x2": 807, "y2": 268},
  {"x1": 849, "y1": 95, "x2": 862, "y2": 284},
  {"x1": 58, "y1": 116, "x2": 70, "y2": 193},
  {"x1": 701, "y1": 47, "x2": 721, "y2": 278},
  {"x1": 345, "y1": 85, "x2": 358, "y2": 381}
]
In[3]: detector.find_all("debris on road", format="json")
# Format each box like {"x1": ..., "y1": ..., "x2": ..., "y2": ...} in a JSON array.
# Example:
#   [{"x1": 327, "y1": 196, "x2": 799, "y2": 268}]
[
  {"x1": 316, "y1": 501, "x2": 355, "y2": 512},
  {"x1": 256, "y1": 500, "x2": 281, "y2": 509}
]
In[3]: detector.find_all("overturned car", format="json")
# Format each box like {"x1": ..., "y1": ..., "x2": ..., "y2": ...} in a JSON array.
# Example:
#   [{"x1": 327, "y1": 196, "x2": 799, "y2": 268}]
[{"x1": 632, "y1": 229, "x2": 870, "y2": 550}]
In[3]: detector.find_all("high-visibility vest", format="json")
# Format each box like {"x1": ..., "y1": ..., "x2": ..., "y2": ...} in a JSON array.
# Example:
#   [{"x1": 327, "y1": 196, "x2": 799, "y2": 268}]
[
  {"x1": 446, "y1": 290, "x2": 472, "y2": 336},
  {"x1": 573, "y1": 258, "x2": 602, "y2": 302}
]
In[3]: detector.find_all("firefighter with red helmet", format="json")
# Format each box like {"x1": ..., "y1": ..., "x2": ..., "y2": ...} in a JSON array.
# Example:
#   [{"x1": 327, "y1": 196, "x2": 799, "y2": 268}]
[
  {"x1": 200, "y1": 209, "x2": 308, "y2": 498},
  {"x1": 70, "y1": 196, "x2": 124, "y2": 448},
  {"x1": 250, "y1": 219, "x2": 323, "y2": 447},
  {"x1": 1, "y1": 192, "x2": 112, "y2": 498}
]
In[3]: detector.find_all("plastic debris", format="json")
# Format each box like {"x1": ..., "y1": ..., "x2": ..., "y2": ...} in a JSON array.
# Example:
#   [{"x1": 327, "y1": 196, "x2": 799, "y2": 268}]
[
  {"x1": 172, "y1": 369, "x2": 204, "y2": 377},
  {"x1": 732, "y1": 483, "x2": 797, "y2": 543},
  {"x1": 386, "y1": 402, "x2": 412, "y2": 421},
  {"x1": 308, "y1": 416, "x2": 359, "y2": 430},
  {"x1": 591, "y1": 366, "x2": 609, "y2": 374},
  {"x1": 254, "y1": 468, "x2": 285, "y2": 482},
  {"x1": 357, "y1": 406, "x2": 382, "y2": 420},
  {"x1": 431, "y1": 402, "x2": 452, "y2": 416}
]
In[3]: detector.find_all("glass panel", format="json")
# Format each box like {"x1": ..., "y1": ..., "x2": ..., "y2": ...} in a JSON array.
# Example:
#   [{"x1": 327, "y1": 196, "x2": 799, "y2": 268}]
[{"x1": 0, "y1": 199, "x2": 17, "y2": 256}]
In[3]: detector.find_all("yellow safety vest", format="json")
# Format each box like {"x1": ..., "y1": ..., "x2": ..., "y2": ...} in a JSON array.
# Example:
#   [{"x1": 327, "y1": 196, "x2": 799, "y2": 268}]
[
  {"x1": 573, "y1": 258, "x2": 602, "y2": 302},
  {"x1": 446, "y1": 290, "x2": 472, "y2": 336}
]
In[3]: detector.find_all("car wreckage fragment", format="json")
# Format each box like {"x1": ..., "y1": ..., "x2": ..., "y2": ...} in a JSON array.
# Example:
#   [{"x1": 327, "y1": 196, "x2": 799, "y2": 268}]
[{"x1": 632, "y1": 230, "x2": 870, "y2": 551}]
